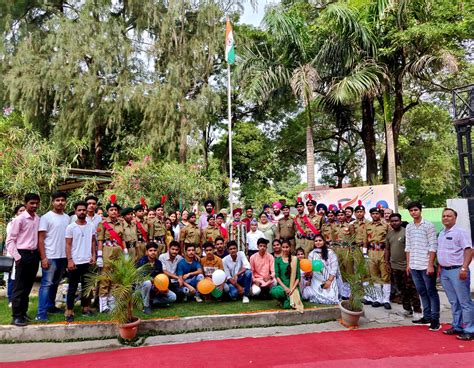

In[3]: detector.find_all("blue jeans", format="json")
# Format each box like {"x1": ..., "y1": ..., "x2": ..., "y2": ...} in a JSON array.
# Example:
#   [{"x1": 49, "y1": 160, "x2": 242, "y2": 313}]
[
  {"x1": 411, "y1": 269, "x2": 440, "y2": 321},
  {"x1": 440, "y1": 268, "x2": 474, "y2": 333},
  {"x1": 183, "y1": 274, "x2": 204, "y2": 297},
  {"x1": 227, "y1": 270, "x2": 252, "y2": 299},
  {"x1": 140, "y1": 280, "x2": 177, "y2": 308},
  {"x1": 36, "y1": 258, "x2": 67, "y2": 319}
]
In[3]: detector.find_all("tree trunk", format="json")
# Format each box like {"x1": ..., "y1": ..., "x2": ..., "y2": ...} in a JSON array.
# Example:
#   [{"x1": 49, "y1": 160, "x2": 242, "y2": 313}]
[
  {"x1": 94, "y1": 125, "x2": 103, "y2": 170},
  {"x1": 202, "y1": 126, "x2": 209, "y2": 172},
  {"x1": 360, "y1": 96, "x2": 377, "y2": 184},
  {"x1": 179, "y1": 115, "x2": 187, "y2": 164},
  {"x1": 383, "y1": 92, "x2": 398, "y2": 210},
  {"x1": 305, "y1": 92, "x2": 316, "y2": 191}
]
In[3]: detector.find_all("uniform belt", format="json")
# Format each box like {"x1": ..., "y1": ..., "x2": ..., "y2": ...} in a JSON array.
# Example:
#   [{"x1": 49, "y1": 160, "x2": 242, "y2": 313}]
[
  {"x1": 441, "y1": 265, "x2": 461, "y2": 270},
  {"x1": 104, "y1": 240, "x2": 119, "y2": 247},
  {"x1": 306, "y1": 234, "x2": 316, "y2": 240},
  {"x1": 296, "y1": 234, "x2": 306, "y2": 239},
  {"x1": 153, "y1": 236, "x2": 165, "y2": 244},
  {"x1": 368, "y1": 243, "x2": 385, "y2": 250},
  {"x1": 126, "y1": 242, "x2": 137, "y2": 249}
]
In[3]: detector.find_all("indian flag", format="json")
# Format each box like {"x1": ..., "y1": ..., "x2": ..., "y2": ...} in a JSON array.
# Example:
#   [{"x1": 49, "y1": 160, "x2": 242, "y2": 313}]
[{"x1": 225, "y1": 17, "x2": 235, "y2": 65}]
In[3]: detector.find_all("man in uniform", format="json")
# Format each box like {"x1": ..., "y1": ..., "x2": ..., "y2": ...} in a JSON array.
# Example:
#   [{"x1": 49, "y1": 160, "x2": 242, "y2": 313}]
[
  {"x1": 96, "y1": 196, "x2": 125, "y2": 313},
  {"x1": 276, "y1": 205, "x2": 296, "y2": 252},
  {"x1": 353, "y1": 201, "x2": 368, "y2": 249},
  {"x1": 121, "y1": 207, "x2": 139, "y2": 261},
  {"x1": 322, "y1": 210, "x2": 336, "y2": 243},
  {"x1": 201, "y1": 215, "x2": 221, "y2": 245},
  {"x1": 151, "y1": 204, "x2": 166, "y2": 254},
  {"x1": 305, "y1": 195, "x2": 323, "y2": 255},
  {"x1": 366, "y1": 207, "x2": 391, "y2": 309},
  {"x1": 180, "y1": 212, "x2": 201, "y2": 256},
  {"x1": 133, "y1": 203, "x2": 149, "y2": 260},
  {"x1": 228, "y1": 208, "x2": 247, "y2": 252},
  {"x1": 293, "y1": 198, "x2": 307, "y2": 254},
  {"x1": 332, "y1": 209, "x2": 355, "y2": 299}
]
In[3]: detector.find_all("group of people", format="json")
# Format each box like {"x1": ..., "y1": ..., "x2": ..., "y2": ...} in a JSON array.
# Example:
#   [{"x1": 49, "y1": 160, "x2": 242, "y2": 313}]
[{"x1": 4, "y1": 193, "x2": 473, "y2": 341}]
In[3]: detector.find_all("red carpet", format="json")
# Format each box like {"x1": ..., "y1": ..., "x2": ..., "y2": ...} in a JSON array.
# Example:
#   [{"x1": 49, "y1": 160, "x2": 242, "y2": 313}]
[{"x1": 1, "y1": 325, "x2": 473, "y2": 367}]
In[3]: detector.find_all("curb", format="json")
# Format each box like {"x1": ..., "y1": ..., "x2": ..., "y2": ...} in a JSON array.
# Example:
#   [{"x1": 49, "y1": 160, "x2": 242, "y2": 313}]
[{"x1": 0, "y1": 307, "x2": 340, "y2": 342}]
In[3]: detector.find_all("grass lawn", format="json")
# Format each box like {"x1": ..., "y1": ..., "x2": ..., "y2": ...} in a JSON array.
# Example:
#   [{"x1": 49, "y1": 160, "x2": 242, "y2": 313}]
[{"x1": 0, "y1": 296, "x2": 325, "y2": 325}]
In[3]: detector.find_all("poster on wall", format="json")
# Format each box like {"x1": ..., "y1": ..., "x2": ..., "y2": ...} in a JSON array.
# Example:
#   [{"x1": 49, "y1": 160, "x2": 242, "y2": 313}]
[{"x1": 300, "y1": 184, "x2": 395, "y2": 218}]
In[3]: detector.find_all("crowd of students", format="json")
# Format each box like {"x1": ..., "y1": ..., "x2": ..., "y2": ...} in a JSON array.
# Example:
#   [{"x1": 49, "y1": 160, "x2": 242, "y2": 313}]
[{"x1": 3, "y1": 193, "x2": 473, "y2": 341}]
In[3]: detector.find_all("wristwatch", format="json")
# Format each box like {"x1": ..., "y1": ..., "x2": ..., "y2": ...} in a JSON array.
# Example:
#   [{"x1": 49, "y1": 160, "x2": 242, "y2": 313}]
[{"x1": 461, "y1": 267, "x2": 467, "y2": 271}]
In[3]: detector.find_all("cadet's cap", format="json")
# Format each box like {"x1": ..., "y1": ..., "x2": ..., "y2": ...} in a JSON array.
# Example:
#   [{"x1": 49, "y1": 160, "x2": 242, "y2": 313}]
[
  {"x1": 120, "y1": 207, "x2": 134, "y2": 217},
  {"x1": 133, "y1": 204, "x2": 144, "y2": 212},
  {"x1": 369, "y1": 207, "x2": 380, "y2": 214}
]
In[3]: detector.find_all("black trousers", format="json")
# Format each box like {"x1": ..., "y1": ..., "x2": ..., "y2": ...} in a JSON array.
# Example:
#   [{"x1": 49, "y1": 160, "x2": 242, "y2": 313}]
[
  {"x1": 11, "y1": 249, "x2": 39, "y2": 319},
  {"x1": 67, "y1": 263, "x2": 92, "y2": 310},
  {"x1": 392, "y1": 269, "x2": 422, "y2": 313}
]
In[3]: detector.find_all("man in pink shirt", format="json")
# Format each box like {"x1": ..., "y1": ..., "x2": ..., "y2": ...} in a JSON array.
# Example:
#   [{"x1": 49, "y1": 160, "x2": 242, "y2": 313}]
[
  {"x1": 249, "y1": 238, "x2": 275, "y2": 298},
  {"x1": 6, "y1": 193, "x2": 41, "y2": 326}
]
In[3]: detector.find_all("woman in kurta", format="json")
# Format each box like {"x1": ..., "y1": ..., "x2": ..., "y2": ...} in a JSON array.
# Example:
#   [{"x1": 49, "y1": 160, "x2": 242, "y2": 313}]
[
  {"x1": 302, "y1": 234, "x2": 339, "y2": 305},
  {"x1": 270, "y1": 240, "x2": 304, "y2": 312},
  {"x1": 258, "y1": 212, "x2": 276, "y2": 252},
  {"x1": 164, "y1": 218, "x2": 175, "y2": 252}
]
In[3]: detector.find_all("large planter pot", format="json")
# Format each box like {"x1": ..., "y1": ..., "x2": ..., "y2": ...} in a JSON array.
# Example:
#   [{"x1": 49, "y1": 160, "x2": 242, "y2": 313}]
[
  {"x1": 118, "y1": 317, "x2": 141, "y2": 340},
  {"x1": 339, "y1": 301, "x2": 363, "y2": 327}
]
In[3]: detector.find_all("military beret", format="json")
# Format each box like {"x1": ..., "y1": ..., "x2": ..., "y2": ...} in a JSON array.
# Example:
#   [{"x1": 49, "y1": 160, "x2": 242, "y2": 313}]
[
  {"x1": 133, "y1": 204, "x2": 144, "y2": 212},
  {"x1": 106, "y1": 202, "x2": 121, "y2": 211},
  {"x1": 369, "y1": 207, "x2": 381, "y2": 214},
  {"x1": 335, "y1": 210, "x2": 345, "y2": 216},
  {"x1": 295, "y1": 197, "x2": 305, "y2": 207},
  {"x1": 281, "y1": 205, "x2": 290, "y2": 210},
  {"x1": 120, "y1": 207, "x2": 134, "y2": 217}
]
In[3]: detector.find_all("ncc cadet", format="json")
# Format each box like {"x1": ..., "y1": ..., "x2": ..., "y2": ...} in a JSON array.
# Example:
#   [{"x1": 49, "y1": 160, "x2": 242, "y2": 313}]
[
  {"x1": 321, "y1": 210, "x2": 336, "y2": 243},
  {"x1": 276, "y1": 205, "x2": 296, "y2": 253},
  {"x1": 121, "y1": 207, "x2": 140, "y2": 261},
  {"x1": 293, "y1": 198, "x2": 307, "y2": 254},
  {"x1": 353, "y1": 201, "x2": 368, "y2": 249},
  {"x1": 366, "y1": 207, "x2": 391, "y2": 309},
  {"x1": 151, "y1": 204, "x2": 166, "y2": 254},
  {"x1": 96, "y1": 195, "x2": 125, "y2": 313},
  {"x1": 133, "y1": 203, "x2": 149, "y2": 259},
  {"x1": 305, "y1": 195, "x2": 323, "y2": 256},
  {"x1": 180, "y1": 212, "x2": 201, "y2": 256},
  {"x1": 201, "y1": 215, "x2": 221, "y2": 245},
  {"x1": 332, "y1": 209, "x2": 355, "y2": 298}
]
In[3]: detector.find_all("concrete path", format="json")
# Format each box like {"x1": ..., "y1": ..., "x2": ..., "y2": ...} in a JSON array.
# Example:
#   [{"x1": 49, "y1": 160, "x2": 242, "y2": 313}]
[{"x1": 0, "y1": 291, "x2": 455, "y2": 363}]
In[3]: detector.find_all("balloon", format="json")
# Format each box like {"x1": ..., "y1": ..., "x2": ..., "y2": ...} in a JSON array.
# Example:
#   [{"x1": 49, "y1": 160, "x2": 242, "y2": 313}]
[
  {"x1": 300, "y1": 259, "x2": 312, "y2": 273},
  {"x1": 153, "y1": 274, "x2": 169, "y2": 291},
  {"x1": 197, "y1": 278, "x2": 216, "y2": 295},
  {"x1": 210, "y1": 287, "x2": 223, "y2": 298},
  {"x1": 211, "y1": 269, "x2": 226, "y2": 286},
  {"x1": 312, "y1": 259, "x2": 324, "y2": 272}
]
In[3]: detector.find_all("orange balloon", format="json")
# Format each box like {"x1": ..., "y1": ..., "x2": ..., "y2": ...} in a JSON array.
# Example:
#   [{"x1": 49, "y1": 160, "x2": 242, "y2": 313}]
[
  {"x1": 197, "y1": 278, "x2": 216, "y2": 295},
  {"x1": 300, "y1": 259, "x2": 312, "y2": 273},
  {"x1": 154, "y1": 274, "x2": 169, "y2": 291}
]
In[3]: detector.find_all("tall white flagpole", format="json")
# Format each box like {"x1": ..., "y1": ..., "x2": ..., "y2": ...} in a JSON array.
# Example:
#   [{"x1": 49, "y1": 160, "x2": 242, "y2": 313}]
[{"x1": 227, "y1": 62, "x2": 233, "y2": 217}]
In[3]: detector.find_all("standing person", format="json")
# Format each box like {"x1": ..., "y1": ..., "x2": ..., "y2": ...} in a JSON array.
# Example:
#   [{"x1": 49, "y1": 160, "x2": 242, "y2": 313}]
[
  {"x1": 241, "y1": 206, "x2": 254, "y2": 232},
  {"x1": 169, "y1": 212, "x2": 181, "y2": 241},
  {"x1": 228, "y1": 208, "x2": 247, "y2": 252},
  {"x1": 353, "y1": 202, "x2": 368, "y2": 249},
  {"x1": 159, "y1": 241, "x2": 184, "y2": 301},
  {"x1": 164, "y1": 218, "x2": 175, "y2": 251},
  {"x1": 215, "y1": 237, "x2": 229, "y2": 258},
  {"x1": 405, "y1": 201, "x2": 440, "y2": 331},
  {"x1": 215, "y1": 214, "x2": 229, "y2": 243},
  {"x1": 179, "y1": 210, "x2": 190, "y2": 227},
  {"x1": 151, "y1": 204, "x2": 166, "y2": 254},
  {"x1": 247, "y1": 219, "x2": 265, "y2": 258},
  {"x1": 305, "y1": 195, "x2": 323, "y2": 256},
  {"x1": 198, "y1": 200, "x2": 215, "y2": 230},
  {"x1": 366, "y1": 207, "x2": 391, "y2": 309},
  {"x1": 201, "y1": 215, "x2": 221, "y2": 245},
  {"x1": 383, "y1": 208, "x2": 394, "y2": 224},
  {"x1": 176, "y1": 244, "x2": 204, "y2": 302},
  {"x1": 437, "y1": 208, "x2": 474, "y2": 341},
  {"x1": 276, "y1": 205, "x2": 296, "y2": 253},
  {"x1": 96, "y1": 196, "x2": 125, "y2": 313},
  {"x1": 321, "y1": 210, "x2": 336, "y2": 243},
  {"x1": 133, "y1": 203, "x2": 149, "y2": 258},
  {"x1": 344, "y1": 207, "x2": 355, "y2": 224},
  {"x1": 4, "y1": 204, "x2": 26, "y2": 307},
  {"x1": 71, "y1": 195, "x2": 102, "y2": 228},
  {"x1": 258, "y1": 212, "x2": 276, "y2": 251},
  {"x1": 272, "y1": 202, "x2": 284, "y2": 223},
  {"x1": 317, "y1": 204, "x2": 328, "y2": 219},
  {"x1": 7, "y1": 193, "x2": 41, "y2": 327},
  {"x1": 249, "y1": 238, "x2": 275, "y2": 298},
  {"x1": 385, "y1": 213, "x2": 421, "y2": 318},
  {"x1": 36, "y1": 192, "x2": 70, "y2": 321},
  {"x1": 64, "y1": 201, "x2": 96, "y2": 322},
  {"x1": 294, "y1": 198, "x2": 307, "y2": 254},
  {"x1": 121, "y1": 207, "x2": 140, "y2": 260},
  {"x1": 302, "y1": 234, "x2": 339, "y2": 305},
  {"x1": 180, "y1": 212, "x2": 201, "y2": 256},
  {"x1": 223, "y1": 241, "x2": 252, "y2": 303}
]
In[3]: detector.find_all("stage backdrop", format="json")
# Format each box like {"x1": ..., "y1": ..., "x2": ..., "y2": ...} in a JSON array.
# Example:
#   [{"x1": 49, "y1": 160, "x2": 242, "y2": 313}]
[{"x1": 300, "y1": 184, "x2": 395, "y2": 219}]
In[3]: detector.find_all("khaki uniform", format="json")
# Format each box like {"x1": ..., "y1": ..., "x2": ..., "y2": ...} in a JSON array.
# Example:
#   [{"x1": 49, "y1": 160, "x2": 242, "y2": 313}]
[
  {"x1": 353, "y1": 219, "x2": 368, "y2": 247},
  {"x1": 150, "y1": 218, "x2": 166, "y2": 254},
  {"x1": 276, "y1": 217, "x2": 296, "y2": 253},
  {"x1": 303, "y1": 213, "x2": 323, "y2": 255},
  {"x1": 332, "y1": 223, "x2": 355, "y2": 281},
  {"x1": 180, "y1": 223, "x2": 201, "y2": 255},
  {"x1": 122, "y1": 220, "x2": 146, "y2": 262},
  {"x1": 293, "y1": 214, "x2": 307, "y2": 254},
  {"x1": 135, "y1": 219, "x2": 149, "y2": 259},
  {"x1": 321, "y1": 222, "x2": 335, "y2": 243},
  {"x1": 97, "y1": 218, "x2": 124, "y2": 297},
  {"x1": 201, "y1": 226, "x2": 222, "y2": 244},
  {"x1": 366, "y1": 221, "x2": 390, "y2": 283}
]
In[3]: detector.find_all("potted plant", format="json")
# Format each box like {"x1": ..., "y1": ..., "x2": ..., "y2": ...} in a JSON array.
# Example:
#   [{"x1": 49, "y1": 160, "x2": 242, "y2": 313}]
[{"x1": 86, "y1": 255, "x2": 151, "y2": 340}]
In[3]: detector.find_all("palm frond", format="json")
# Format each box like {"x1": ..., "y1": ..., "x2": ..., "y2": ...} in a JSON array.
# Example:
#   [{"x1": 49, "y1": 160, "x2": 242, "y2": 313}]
[
  {"x1": 404, "y1": 50, "x2": 458, "y2": 78},
  {"x1": 290, "y1": 64, "x2": 320, "y2": 105}
]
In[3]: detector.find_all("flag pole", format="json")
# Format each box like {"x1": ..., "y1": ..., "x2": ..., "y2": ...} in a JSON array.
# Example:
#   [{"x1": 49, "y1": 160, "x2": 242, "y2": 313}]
[{"x1": 227, "y1": 62, "x2": 233, "y2": 218}]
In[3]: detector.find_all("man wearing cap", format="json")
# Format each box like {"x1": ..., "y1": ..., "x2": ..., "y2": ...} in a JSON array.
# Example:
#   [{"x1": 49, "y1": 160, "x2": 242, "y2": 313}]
[
  {"x1": 201, "y1": 215, "x2": 221, "y2": 245},
  {"x1": 250, "y1": 238, "x2": 275, "y2": 298},
  {"x1": 121, "y1": 207, "x2": 141, "y2": 261},
  {"x1": 322, "y1": 210, "x2": 336, "y2": 243},
  {"x1": 133, "y1": 204, "x2": 149, "y2": 259},
  {"x1": 294, "y1": 198, "x2": 307, "y2": 254},
  {"x1": 242, "y1": 206, "x2": 254, "y2": 232},
  {"x1": 332, "y1": 209, "x2": 355, "y2": 299},
  {"x1": 353, "y1": 202, "x2": 368, "y2": 249},
  {"x1": 247, "y1": 219, "x2": 266, "y2": 258},
  {"x1": 228, "y1": 208, "x2": 247, "y2": 252},
  {"x1": 272, "y1": 202, "x2": 284, "y2": 223},
  {"x1": 305, "y1": 196, "x2": 323, "y2": 255},
  {"x1": 150, "y1": 204, "x2": 166, "y2": 253},
  {"x1": 276, "y1": 205, "x2": 296, "y2": 252},
  {"x1": 199, "y1": 200, "x2": 215, "y2": 230},
  {"x1": 366, "y1": 207, "x2": 391, "y2": 309},
  {"x1": 96, "y1": 196, "x2": 125, "y2": 313},
  {"x1": 180, "y1": 212, "x2": 201, "y2": 256}
]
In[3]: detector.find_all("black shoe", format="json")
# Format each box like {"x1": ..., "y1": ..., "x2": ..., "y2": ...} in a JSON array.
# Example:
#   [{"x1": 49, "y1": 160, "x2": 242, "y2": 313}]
[
  {"x1": 456, "y1": 333, "x2": 474, "y2": 341},
  {"x1": 341, "y1": 296, "x2": 349, "y2": 301},
  {"x1": 12, "y1": 317, "x2": 28, "y2": 327},
  {"x1": 443, "y1": 327, "x2": 463, "y2": 335},
  {"x1": 23, "y1": 314, "x2": 33, "y2": 322},
  {"x1": 65, "y1": 315, "x2": 74, "y2": 323},
  {"x1": 383, "y1": 302, "x2": 392, "y2": 310},
  {"x1": 47, "y1": 306, "x2": 64, "y2": 314},
  {"x1": 361, "y1": 299, "x2": 372, "y2": 305},
  {"x1": 372, "y1": 301, "x2": 381, "y2": 308},
  {"x1": 429, "y1": 320, "x2": 441, "y2": 331},
  {"x1": 143, "y1": 307, "x2": 152, "y2": 315},
  {"x1": 412, "y1": 317, "x2": 431, "y2": 325}
]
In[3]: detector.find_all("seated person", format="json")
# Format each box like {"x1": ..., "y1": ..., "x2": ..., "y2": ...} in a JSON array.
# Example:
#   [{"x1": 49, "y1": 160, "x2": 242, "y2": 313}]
[
  {"x1": 215, "y1": 237, "x2": 229, "y2": 258},
  {"x1": 158, "y1": 240, "x2": 185, "y2": 301},
  {"x1": 201, "y1": 242, "x2": 224, "y2": 277},
  {"x1": 223, "y1": 241, "x2": 252, "y2": 303},
  {"x1": 249, "y1": 238, "x2": 275, "y2": 298},
  {"x1": 272, "y1": 239, "x2": 282, "y2": 258},
  {"x1": 176, "y1": 244, "x2": 204, "y2": 302},
  {"x1": 137, "y1": 243, "x2": 177, "y2": 314}
]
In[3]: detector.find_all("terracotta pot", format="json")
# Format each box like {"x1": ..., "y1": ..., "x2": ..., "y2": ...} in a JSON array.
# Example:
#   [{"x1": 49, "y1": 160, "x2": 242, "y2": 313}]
[
  {"x1": 118, "y1": 317, "x2": 141, "y2": 340},
  {"x1": 339, "y1": 301, "x2": 363, "y2": 327}
]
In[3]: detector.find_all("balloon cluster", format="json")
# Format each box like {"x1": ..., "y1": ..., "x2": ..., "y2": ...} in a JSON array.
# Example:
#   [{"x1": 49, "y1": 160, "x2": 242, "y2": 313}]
[
  {"x1": 300, "y1": 259, "x2": 324, "y2": 273},
  {"x1": 197, "y1": 269, "x2": 227, "y2": 297}
]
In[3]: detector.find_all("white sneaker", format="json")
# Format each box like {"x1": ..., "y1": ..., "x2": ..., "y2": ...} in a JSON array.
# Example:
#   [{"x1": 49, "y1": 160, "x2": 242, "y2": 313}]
[
  {"x1": 242, "y1": 296, "x2": 250, "y2": 304},
  {"x1": 412, "y1": 312, "x2": 423, "y2": 321},
  {"x1": 195, "y1": 296, "x2": 203, "y2": 303}
]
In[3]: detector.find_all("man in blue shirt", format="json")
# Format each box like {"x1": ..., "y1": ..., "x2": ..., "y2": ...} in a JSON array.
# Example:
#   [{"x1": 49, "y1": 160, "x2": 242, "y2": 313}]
[
  {"x1": 177, "y1": 244, "x2": 204, "y2": 302},
  {"x1": 137, "y1": 243, "x2": 176, "y2": 314}
]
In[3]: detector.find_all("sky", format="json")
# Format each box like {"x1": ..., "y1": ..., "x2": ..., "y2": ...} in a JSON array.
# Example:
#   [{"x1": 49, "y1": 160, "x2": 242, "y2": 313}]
[{"x1": 239, "y1": 1, "x2": 275, "y2": 27}]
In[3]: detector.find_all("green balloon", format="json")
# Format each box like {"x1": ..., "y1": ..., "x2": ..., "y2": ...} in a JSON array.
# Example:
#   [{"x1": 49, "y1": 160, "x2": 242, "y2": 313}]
[
  {"x1": 312, "y1": 259, "x2": 324, "y2": 272},
  {"x1": 211, "y1": 287, "x2": 223, "y2": 298}
]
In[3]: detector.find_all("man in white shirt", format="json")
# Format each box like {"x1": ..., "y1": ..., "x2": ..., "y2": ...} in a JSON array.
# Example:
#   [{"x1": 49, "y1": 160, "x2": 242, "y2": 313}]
[
  {"x1": 223, "y1": 241, "x2": 252, "y2": 303},
  {"x1": 64, "y1": 201, "x2": 96, "y2": 322},
  {"x1": 36, "y1": 192, "x2": 70, "y2": 321},
  {"x1": 246, "y1": 219, "x2": 265, "y2": 258},
  {"x1": 159, "y1": 241, "x2": 184, "y2": 301}
]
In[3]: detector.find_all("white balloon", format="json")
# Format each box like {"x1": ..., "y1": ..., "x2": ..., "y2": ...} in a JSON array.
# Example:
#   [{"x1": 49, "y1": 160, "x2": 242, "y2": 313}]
[{"x1": 212, "y1": 269, "x2": 226, "y2": 286}]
